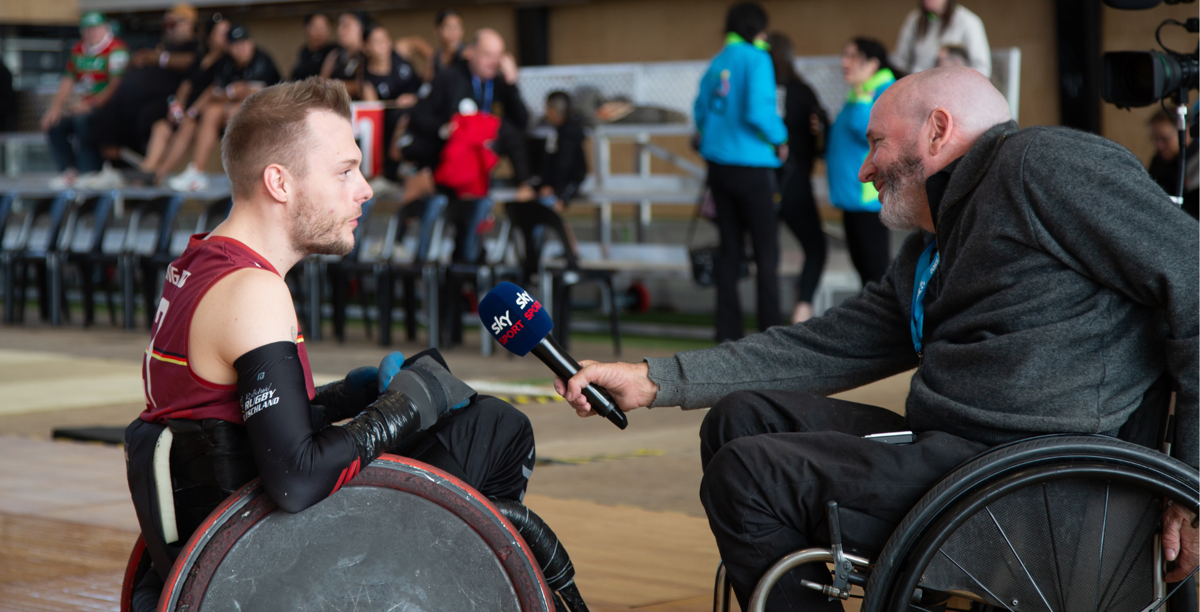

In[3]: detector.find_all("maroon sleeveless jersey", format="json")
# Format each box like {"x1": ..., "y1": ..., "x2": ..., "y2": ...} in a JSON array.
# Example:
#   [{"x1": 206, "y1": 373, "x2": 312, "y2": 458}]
[{"x1": 140, "y1": 234, "x2": 316, "y2": 424}]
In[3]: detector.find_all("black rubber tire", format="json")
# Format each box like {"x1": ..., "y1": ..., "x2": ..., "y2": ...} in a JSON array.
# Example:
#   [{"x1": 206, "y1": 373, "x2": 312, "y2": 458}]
[{"x1": 860, "y1": 435, "x2": 1199, "y2": 612}]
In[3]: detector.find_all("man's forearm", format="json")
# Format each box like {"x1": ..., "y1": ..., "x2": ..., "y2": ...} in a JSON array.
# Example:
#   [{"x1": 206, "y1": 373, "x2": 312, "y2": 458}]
[{"x1": 89, "y1": 78, "x2": 121, "y2": 108}]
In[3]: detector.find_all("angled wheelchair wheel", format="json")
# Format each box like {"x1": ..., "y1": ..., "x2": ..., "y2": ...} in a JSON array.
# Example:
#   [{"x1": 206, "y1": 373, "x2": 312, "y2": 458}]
[
  {"x1": 157, "y1": 454, "x2": 555, "y2": 612},
  {"x1": 862, "y1": 435, "x2": 1199, "y2": 612}
]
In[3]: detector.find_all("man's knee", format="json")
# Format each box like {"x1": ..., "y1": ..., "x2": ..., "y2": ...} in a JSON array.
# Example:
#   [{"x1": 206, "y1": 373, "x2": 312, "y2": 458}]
[
  {"x1": 700, "y1": 390, "x2": 771, "y2": 467},
  {"x1": 468, "y1": 396, "x2": 534, "y2": 448},
  {"x1": 700, "y1": 435, "x2": 770, "y2": 520}
]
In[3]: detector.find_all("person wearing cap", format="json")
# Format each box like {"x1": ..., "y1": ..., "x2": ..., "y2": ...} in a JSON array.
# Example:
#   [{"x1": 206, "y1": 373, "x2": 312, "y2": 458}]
[
  {"x1": 89, "y1": 2, "x2": 198, "y2": 188},
  {"x1": 168, "y1": 23, "x2": 280, "y2": 192},
  {"x1": 42, "y1": 11, "x2": 129, "y2": 190}
]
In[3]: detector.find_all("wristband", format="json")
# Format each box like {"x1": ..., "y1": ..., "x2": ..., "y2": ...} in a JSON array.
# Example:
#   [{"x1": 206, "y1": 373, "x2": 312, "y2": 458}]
[
  {"x1": 159, "y1": 51, "x2": 169, "y2": 68},
  {"x1": 226, "y1": 84, "x2": 236, "y2": 99}
]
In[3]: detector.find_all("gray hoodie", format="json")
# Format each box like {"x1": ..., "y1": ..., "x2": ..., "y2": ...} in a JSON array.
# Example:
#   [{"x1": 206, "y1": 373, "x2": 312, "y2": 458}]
[{"x1": 647, "y1": 121, "x2": 1199, "y2": 468}]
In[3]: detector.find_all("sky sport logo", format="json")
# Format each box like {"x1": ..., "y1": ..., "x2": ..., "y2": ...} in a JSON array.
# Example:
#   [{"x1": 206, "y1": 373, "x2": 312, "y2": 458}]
[{"x1": 490, "y1": 290, "x2": 540, "y2": 346}]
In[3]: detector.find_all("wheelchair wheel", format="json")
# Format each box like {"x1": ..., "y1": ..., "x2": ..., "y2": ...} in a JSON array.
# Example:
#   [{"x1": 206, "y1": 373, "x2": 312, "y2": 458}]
[
  {"x1": 157, "y1": 453, "x2": 555, "y2": 612},
  {"x1": 119, "y1": 535, "x2": 150, "y2": 612},
  {"x1": 862, "y1": 435, "x2": 1199, "y2": 612}
]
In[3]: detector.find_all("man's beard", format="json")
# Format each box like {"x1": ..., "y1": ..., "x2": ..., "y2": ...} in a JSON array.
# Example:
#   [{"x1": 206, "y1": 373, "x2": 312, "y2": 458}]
[
  {"x1": 290, "y1": 192, "x2": 354, "y2": 256},
  {"x1": 876, "y1": 151, "x2": 929, "y2": 232}
]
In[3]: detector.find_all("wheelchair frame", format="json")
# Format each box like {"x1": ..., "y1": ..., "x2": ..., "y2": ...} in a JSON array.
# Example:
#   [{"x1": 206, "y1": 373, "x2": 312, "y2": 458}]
[{"x1": 714, "y1": 434, "x2": 1200, "y2": 612}]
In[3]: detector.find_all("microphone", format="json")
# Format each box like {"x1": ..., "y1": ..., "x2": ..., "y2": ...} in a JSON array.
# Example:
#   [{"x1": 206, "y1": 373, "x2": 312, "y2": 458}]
[{"x1": 479, "y1": 282, "x2": 628, "y2": 430}]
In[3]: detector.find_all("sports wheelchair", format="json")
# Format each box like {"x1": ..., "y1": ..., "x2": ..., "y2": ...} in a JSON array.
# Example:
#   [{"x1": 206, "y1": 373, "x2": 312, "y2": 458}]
[
  {"x1": 120, "y1": 452, "x2": 589, "y2": 612},
  {"x1": 714, "y1": 394, "x2": 1199, "y2": 612}
]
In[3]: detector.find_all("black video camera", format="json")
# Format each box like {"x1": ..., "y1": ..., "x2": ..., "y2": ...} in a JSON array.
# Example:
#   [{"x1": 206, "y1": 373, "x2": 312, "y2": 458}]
[{"x1": 1100, "y1": 1, "x2": 1198, "y2": 110}]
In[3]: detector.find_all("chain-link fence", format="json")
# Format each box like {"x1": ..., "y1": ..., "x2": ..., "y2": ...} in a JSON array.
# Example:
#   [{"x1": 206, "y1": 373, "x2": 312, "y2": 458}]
[{"x1": 517, "y1": 48, "x2": 1021, "y2": 126}]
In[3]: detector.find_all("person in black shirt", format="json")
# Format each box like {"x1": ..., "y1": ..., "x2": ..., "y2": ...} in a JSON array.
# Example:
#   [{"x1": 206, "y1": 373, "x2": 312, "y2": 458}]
[
  {"x1": 139, "y1": 17, "x2": 229, "y2": 184},
  {"x1": 768, "y1": 32, "x2": 829, "y2": 324},
  {"x1": 167, "y1": 24, "x2": 281, "y2": 191},
  {"x1": 92, "y1": 4, "x2": 199, "y2": 155},
  {"x1": 537, "y1": 91, "x2": 587, "y2": 209},
  {"x1": 362, "y1": 23, "x2": 423, "y2": 181},
  {"x1": 291, "y1": 12, "x2": 336, "y2": 81},
  {"x1": 320, "y1": 12, "x2": 368, "y2": 99},
  {"x1": 409, "y1": 28, "x2": 533, "y2": 200},
  {"x1": 430, "y1": 9, "x2": 466, "y2": 80}
]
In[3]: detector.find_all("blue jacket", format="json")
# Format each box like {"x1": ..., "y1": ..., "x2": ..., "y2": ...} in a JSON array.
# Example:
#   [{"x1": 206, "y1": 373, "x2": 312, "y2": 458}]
[
  {"x1": 694, "y1": 35, "x2": 787, "y2": 168},
  {"x1": 826, "y1": 68, "x2": 895, "y2": 212}
]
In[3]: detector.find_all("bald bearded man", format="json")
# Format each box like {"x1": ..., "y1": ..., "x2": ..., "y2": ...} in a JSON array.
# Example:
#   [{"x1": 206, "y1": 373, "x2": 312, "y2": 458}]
[{"x1": 556, "y1": 67, "x2": 1198, "y2": 610}]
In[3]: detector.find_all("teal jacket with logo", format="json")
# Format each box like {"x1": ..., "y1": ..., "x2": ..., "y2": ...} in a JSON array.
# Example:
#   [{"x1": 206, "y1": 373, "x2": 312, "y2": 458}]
[
  {"x1": 827, "y1": 68, "x2": 896, "y2": 212},
  {"x1": 694, "y1": 35, "x2": 787, "y2": 168}
]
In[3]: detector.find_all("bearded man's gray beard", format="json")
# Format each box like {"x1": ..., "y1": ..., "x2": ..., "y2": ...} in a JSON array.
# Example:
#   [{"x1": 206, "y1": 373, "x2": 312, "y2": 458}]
[
  {"x1": 290, "y1": 192, "x2": 354, "y2": 256},
  {"x1": 877, "y1": 153, "x2": 929, "y2": 232}
]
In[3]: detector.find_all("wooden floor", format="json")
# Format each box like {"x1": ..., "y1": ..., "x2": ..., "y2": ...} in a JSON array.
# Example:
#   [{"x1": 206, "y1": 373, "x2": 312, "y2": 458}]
[{"x1": 0, "y1": 328, "x2": 910, "y2": 612}]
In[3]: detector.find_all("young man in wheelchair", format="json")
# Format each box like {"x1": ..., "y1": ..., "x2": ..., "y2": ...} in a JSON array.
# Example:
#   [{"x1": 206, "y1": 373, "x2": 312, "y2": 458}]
[
  {"x1": 557, "y1": 66, "x2": 1199, "y2": 610},
  {"x1": 124, "y1": 78, "x2": 536, "y2": 609}
]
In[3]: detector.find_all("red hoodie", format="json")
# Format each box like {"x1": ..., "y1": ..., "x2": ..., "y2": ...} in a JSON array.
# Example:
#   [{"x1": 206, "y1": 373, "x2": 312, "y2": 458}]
[{"x1": 434, "y1": 112, "x2": 501, "y2": 199}]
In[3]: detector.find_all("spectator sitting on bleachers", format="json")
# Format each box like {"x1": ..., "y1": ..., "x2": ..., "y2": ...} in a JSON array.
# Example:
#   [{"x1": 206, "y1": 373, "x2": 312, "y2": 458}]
[
  {"x1": 168, "y1": 24, "x2": 280, "y2": 192},
  {"x1": 361, "y1": 23, "x2": 423, "y2": 183},
  {"x1": 410, "y1": 28, "x2": 534, "y2": 202},
  {"x1": 290, "y1": 12, "x2": 336, "y2": 81},
  {"x1": 428, "y1": 9, "x2": 466, "y2": 80},
  {"x1": 90, "y1": 3, "x2": 199, "y2": 186},
  {"x1": 936, "y1": 44, "x2": 970, "y2": 68},
  {"x1": 320, "y1": 12, "x2": 368, "y2": 99},
  {"x1": 136, "y1": 16, "x2": 230, "y2": 185},
  {"x1": 536, "y1": 91, "x2": 587, "y2": 211},
  {"x1": 43, "y1": 11, "x2": 129, "y2": 190}
]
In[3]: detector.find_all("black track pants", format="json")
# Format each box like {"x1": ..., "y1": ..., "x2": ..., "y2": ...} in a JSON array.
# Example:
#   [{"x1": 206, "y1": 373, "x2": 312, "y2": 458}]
[
  {"x1": 392, "y1": 395, "x2": 537, "y2": 502},
  {"x1": 708, "y1": 162, "x2": 782, "y2": 341},
  {"x1": 777, "y1": 162, "x2": 827, "y2": 304},
  {"x1": 698, "y1": 390, "x2": 987, "y2": 611},
  {"x1": 841, "y1": 211, "x2": 891, "y2": 286}
]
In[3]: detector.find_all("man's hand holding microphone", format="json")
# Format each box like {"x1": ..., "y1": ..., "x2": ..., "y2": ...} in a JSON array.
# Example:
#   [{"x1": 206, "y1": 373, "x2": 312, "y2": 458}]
[
  {"x1": 554, "y1": 361, "x2": 658, "y2": 419},
  {"x1": 479, "y1": 281, "x2": 658, "y2": 427}
]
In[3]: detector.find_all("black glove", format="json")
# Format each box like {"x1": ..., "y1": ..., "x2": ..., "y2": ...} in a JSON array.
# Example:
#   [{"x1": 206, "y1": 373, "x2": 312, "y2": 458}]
[
  {"x1": 310, "y1": 366, "x2": 380, "y2": 429},
  {"x1": 339, "y1": 357, "x2": 476, "y2": 465}
]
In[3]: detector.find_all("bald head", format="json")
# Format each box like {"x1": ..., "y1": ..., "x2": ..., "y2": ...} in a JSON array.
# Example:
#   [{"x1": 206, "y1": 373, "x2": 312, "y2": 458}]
[
  {"x1": 469, "y1": 28, "x2": 505, "y2": 80},
  {"x1": 859, "y1": 67, "x2": 1012, "y2": 233},
  {"x1": 873, "y1": 66, "x2": 1011, "y2": 151}
]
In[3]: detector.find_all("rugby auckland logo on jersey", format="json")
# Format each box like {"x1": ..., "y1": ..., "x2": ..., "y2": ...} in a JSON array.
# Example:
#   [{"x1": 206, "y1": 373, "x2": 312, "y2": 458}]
[
  {"x1": 242, "y1": 384, "x2": 280, "y2": 420},
  {"x1": 165, "y1": 265, "x2": 191, "y2": 288}
]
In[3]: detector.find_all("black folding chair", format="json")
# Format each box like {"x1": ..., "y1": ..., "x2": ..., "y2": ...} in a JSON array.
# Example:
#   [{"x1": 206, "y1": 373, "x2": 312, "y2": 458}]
[
  {"x1": 119, "y1": 195, "x2": 184, "y2": 329},
  {"x1": 2, "y1": 193, "x2": 74, "y2": 325},
  {"x1": 52, "y1": 192, "x2": 119, "y2": 326}
]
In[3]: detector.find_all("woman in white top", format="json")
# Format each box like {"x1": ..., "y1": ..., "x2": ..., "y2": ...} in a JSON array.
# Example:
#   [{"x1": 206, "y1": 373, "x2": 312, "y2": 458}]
[{"x1": 892, "y1": 0, "x2": 991, "y2": 77}]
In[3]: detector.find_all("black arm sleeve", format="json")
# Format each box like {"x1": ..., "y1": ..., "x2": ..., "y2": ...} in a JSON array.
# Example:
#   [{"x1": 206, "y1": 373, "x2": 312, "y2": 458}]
[{"x1": 235, "y1": 342, "x2": 422, "y2": 513}]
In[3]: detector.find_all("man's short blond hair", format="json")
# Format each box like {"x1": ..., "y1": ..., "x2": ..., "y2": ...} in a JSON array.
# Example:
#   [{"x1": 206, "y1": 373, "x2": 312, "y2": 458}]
[{"x1": 221, "y1": 77, "x2": 352, "y2": 198}]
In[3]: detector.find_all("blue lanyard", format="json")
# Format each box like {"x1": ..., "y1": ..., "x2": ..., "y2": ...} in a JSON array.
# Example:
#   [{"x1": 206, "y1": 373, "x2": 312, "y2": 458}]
[
  {"x1": 910, "y1": 240, "x2": 940, "y2": 354},
  {"x1": 471, "y1": 76, "x2": 493, "y2": 112}
]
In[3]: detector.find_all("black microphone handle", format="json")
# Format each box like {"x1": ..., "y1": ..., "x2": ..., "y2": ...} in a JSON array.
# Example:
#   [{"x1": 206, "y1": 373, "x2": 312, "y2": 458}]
[{"x1": 531, "y1": 336, "x2": 629, "y2": 430}]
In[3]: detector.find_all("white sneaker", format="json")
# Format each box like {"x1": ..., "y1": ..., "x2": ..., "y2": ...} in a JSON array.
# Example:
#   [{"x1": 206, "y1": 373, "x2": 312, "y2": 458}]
[
  {"x1": 48, "y1": 169, "x2": 78, "y2": 190},
  {"x1": 167, "y1": 164, "x2": 210, "y2": 192},
  {"x1": 76, "y1": 163, "x2": 127, "y2": 190}
]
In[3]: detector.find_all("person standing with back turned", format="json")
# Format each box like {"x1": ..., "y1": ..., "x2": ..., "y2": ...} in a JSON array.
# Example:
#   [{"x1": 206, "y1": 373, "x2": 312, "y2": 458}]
[{"x1": 694, "y1": 2, "x2": 788, "y2": 342}]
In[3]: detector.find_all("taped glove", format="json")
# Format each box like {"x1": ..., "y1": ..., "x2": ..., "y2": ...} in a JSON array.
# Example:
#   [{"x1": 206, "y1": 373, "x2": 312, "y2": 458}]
[{"x1": 387, "y1": 355, "x2": 476, "y2": 430}]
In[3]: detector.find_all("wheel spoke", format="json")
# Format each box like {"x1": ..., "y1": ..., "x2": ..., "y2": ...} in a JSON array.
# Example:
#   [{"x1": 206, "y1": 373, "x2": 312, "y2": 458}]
[
  {"x1": 986, "y1": 506, "x2": 1054, "y2": 612},
  {"x1": 1042, "y1": 483, "x2": 1066, "y2": 612},
  {"x1": 936, "y1": 549, "x2": 1016, "y2": 612},
  {"x1": 1094, "y1": 483, "x2": 1110, "y2": 612}
]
